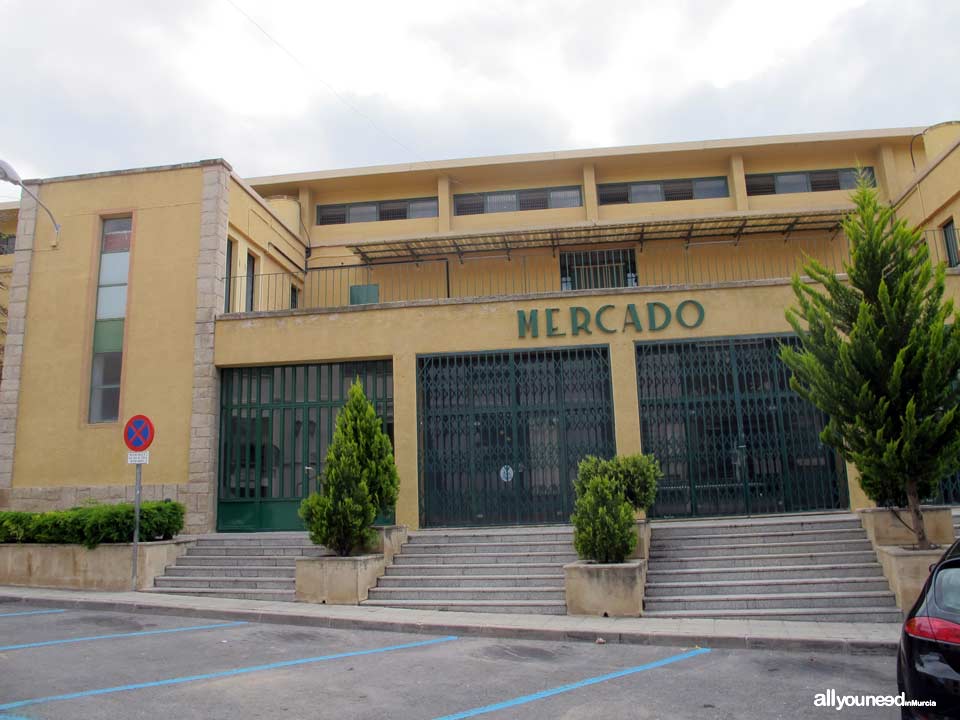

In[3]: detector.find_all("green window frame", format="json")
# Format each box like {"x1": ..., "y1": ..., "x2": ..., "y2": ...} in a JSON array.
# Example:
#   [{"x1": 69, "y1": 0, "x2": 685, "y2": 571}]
[
  {"x1": 944, "y1": 219, "x2": 959, "y2": 268},
  {"x1": 89, "y1": 217, "x2": 132, "y2": 423},
  {"x1": 349, "y1": 283, "x2": 379, "y2": 305}
]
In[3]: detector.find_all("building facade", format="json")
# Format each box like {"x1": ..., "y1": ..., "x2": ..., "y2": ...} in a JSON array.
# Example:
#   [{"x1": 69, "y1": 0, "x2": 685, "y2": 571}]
[{"x1": 1, "y1": 124, "x2": 959, "y2": 534}]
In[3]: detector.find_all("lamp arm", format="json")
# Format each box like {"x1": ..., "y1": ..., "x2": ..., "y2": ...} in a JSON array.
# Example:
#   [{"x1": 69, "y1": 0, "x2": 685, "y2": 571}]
[{"x1": 17, "y1": 182, "x2": 61, "y2": 247}]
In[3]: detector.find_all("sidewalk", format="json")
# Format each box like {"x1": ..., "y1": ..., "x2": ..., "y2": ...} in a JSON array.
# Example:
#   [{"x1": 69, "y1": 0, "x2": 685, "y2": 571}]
[{"x1": 0, "y1": 585, "x2": 899, "y2": 656}]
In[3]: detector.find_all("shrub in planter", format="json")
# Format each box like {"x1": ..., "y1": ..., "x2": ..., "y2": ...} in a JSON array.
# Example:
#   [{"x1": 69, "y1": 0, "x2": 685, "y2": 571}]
[
  {"x1": 300, "y1": 380, "x2": 392, "y2": 556},
  {"x1": 577, "y1": 454, "x2": 661, "y2": 513},
  {"x1": 0, "y1": 501, "x2": 185, "y2": 549},
  {"x1": 571, "y1": 467, "x2": 636, "y2": 564}
]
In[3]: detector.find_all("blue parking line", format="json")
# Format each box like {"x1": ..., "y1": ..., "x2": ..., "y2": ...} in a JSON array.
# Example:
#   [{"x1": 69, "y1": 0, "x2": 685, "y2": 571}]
[
  {"x1": 0, "y1": 621, "x2": 248, "y2": 652},
  {"x1": 0, "y1": 635, "x2": 459, "y2": 712},
  {"x1": 432, "y1": 647, "x2": 712, "y2": 720},
  {"x1": 0, "y1": 609, "x2": 66, "y2": 619}
]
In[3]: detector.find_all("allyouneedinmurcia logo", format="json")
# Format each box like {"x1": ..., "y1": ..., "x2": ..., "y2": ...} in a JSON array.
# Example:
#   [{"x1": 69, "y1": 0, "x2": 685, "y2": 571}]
[{"x1": 813, "y1": 689, "x2": 936, "y2": 711}]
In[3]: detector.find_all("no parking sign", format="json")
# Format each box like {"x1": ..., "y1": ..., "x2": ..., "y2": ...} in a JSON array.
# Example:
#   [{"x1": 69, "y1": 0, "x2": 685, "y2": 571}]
[{"x1": 123, "y1": 414, "x2": 155, "y2": 590}]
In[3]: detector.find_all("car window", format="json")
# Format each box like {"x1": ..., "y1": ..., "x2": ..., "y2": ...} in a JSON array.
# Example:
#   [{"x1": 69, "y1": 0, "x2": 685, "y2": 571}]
[{"x1": 935, "y1": 567, "x2": 960, "y2": 613}]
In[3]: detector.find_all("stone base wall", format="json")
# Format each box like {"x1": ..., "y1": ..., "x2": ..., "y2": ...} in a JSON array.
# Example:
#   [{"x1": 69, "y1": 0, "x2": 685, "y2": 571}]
[{"x1": 0, "y1": 484, "x2": 185, "y2": 513}]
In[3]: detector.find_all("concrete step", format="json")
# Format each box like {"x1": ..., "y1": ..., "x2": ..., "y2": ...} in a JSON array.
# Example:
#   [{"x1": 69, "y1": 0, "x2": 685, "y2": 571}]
[
  {"x1": 384, "y1": 563, "x2": 564, "y2": 577},
  {"x1": 648, "y1": 539, "x2": 873, "y2": 559},
  {"x1": 646, "y1": 563, "x2": 885, "y2": 583},
  {"x1": 644, "y1": 590, "x2": 897, "y2": 612},
  {"x1": 651, "y1": 528, "x2": 868, "y2": 548},
  {"x1": 163, "y1": 565, "x2": 296, "y2": 578},
  {"x1": 400, "y1": 541, "x2": 573, "y2": 555},
  {"x1": 185, "y1": 545, "x2": 329, "y2": 557},
  {"x1": 645, "y1": 576, "x2": 891, "y2": 597},
  {"x1": 392, "y1": 551, "x2": 577, "y2": 566},
  {"x1": 407, "y1": 530, "x2": 573, "y2": 545},
  {"x1": 142, "y1": 587, "x2": 296, "y2": 602},
  {"x1": 367, "y1": 587, "x2": 564, "y2": 602},
  {"x1": 377, "y1": 574, "x2": 563, "y2": 589},
  {"x1": 194, "y1": 537, "x2": 310, "y2": 548},
  {"x1": 361, "y1": 599, "x2": 567, "y2": 615},
  {"x1": 651, "y1": 515, "x2": 861, "y2": 538},
  {"x1": 175, "y1": 555, "x2": 299, "y2": 567},
  {"x1": 642, "y1": 607, "x2": 903, "y2": 623},
  {"x1": 153, "y1": 576, "x2": 293, "y2": 590},
  {"x1": 650, "y1": 550, "x2": 879, "y2": 570}
]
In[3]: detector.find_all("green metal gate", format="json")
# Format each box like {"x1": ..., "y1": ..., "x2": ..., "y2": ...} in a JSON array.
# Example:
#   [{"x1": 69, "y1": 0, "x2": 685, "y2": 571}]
[
  {"x1": 636, "y1": 335, "x2": 847, "y2": 518},
  {"x1": 418, "y1": 346, "x2": 616, "y2": 527},
  {"x1": 217, "y1": 360, "x2": 393, "y2": 531}
]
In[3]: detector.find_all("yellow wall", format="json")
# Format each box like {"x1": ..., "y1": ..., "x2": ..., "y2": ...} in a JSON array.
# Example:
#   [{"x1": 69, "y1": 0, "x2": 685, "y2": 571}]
[{"x1": 13, "y1": 168, "x2": 204, "y2": 489}]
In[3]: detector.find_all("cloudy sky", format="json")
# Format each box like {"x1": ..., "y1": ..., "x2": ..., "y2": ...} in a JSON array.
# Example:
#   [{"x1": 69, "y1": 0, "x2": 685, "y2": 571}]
[{"x1": 2, "y1": 0, "x2": 958, "y2": 201}]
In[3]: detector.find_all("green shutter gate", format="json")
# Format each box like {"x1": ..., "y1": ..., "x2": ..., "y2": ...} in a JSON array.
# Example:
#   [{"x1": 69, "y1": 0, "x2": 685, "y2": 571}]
[
  {"x1": 217, "y1": 360, "x2": 393, "y2": 531},
  {"x1": 636, "y1": 335, "x2": 848, "y2": 518},
  {"x1": 417, "y1": 346, "x2": 616, "y2": 527}
]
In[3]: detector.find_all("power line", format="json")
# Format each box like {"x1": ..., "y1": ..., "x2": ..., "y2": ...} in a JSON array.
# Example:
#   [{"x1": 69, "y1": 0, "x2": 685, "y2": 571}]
[{"x1": 223, "y1": 0, "x2": 425, "y2": 164}]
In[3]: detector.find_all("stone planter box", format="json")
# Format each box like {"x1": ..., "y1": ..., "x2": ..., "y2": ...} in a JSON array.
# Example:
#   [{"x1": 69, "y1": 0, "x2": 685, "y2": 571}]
[
  {"x1": 627, "y1": 521, "x2": 651, "y2": 560},
  {"x1": 296, "y1": 554, "x2": 386, "y2": 604},
  {"x1": 564, "y1": 559, "x2": 645, "y2": 617},
  {"x1": 370, "y1": 525, "x2": 408, "y2": 564},
  {"x1": 0, "y1": 539, "x2": 193, "y2": 591},
  {"x1": 859, "y1": 506, "x2": 954, "y2": 547},
  {"x1": 875, "y1": 545, "x2": 943, "y2": 611}
]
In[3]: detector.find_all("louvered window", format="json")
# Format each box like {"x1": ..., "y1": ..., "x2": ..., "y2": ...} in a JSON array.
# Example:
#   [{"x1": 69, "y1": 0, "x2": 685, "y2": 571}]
[
  {"x1": 598, "y1": 176, "x2": 728, "y2": 205},
  {"x1": 453, "y1": 186, "x2": 582, "y2": 215},
  {"x1": 316, "y1": 197, "x2": 438, "y2": 225},
  {"x1": 746, "y1": 167, "x2": 875, "y2": 196}
]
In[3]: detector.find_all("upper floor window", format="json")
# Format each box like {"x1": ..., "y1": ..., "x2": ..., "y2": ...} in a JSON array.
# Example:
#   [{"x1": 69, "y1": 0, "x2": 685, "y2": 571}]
[
  {"x1": 0, "y1": 233, "x2": 14, "y2": 255},
  {"x1": 453, "y1": 186, "x2": 582, "y2": 216},
  {"x1": 745, "y1": 167, "x2": 875, "y2": 196},
  {"x1": 317, "y1": 197, "x2": 438, "y2": 225},
  {"x1": 944, "y1": 219, "x2": 959, "y2": 268},
  {"x1": 560, "y1": 249, "x2": 637, "y2": 291},
  {"x1": 598, "y1": 177, "x2": 729, "y2": 205}
]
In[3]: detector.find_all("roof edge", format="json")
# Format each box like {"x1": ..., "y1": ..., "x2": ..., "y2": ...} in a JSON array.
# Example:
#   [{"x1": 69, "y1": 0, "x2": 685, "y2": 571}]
[{"x1": 25, "y1": 158, "x2": 233, "y2": 186}]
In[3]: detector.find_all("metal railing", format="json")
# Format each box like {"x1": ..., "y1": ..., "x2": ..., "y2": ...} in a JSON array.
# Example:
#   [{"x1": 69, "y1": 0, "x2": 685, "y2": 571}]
[{"x1": 219, "y1": 228, "x2": 960, "y2": 315}]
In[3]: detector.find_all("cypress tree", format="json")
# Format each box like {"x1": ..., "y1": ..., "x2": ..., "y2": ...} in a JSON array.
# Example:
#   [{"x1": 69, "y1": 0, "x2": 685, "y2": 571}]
[{"x1": 781, "y1": 179, "x2": 960, "y2": 549}]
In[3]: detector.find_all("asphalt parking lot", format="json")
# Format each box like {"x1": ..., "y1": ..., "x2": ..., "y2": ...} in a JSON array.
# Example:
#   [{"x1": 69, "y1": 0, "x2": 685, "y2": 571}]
[{"x1": 0, "y1": 603, "x2": 898, "y2": 719}]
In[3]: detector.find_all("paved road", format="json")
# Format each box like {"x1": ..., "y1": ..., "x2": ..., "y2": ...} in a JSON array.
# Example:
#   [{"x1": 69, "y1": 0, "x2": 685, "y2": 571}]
[{"x1": 0, "y1": 603, "x2": 898, "y2": 719}]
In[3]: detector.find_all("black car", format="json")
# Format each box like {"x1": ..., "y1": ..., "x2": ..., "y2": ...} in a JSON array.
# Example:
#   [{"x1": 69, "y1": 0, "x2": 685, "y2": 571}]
[{"x1": 898, "y1": 538, "x2": 960, "y2": 719}]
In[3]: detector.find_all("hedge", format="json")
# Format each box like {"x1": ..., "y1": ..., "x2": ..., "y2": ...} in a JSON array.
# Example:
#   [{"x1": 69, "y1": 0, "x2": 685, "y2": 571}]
[{"x1": 0, "y1": 501, "x2": 185, "y2": 549}]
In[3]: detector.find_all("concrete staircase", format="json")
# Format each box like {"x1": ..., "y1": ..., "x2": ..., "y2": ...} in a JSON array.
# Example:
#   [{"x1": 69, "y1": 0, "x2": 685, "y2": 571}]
[
  {"x1": 145, "y1": 533, "x2": 329, "y2": 601},
  {"x1": 644, "y1": 513, "x2": 902, "y2": 623},
  {"x1": 362, "y1": 527, "x2": 574, "y2": 614},
  {"x1": 953, "y1": 508, "x2": 960, "y2": 537}
]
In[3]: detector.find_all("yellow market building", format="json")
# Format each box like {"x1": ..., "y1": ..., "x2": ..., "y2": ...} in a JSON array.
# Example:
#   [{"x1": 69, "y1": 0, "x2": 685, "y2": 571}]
[{"x1": 1, "y1": 123, "x2": 960, "y2": 536}]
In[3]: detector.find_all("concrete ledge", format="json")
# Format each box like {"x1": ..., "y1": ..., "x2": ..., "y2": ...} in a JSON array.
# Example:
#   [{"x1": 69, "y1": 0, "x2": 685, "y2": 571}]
[
  {"x1": 0, "y1": 539, "x2": 194, "y2": 591},
  {"x1": 875, "y1": 545, "x2": 943, "y2": 610},
  {"x1": 859, "y1": 506, "x2": 954, "y2": 547},
  {"x1": 564, "y1": 560, "x2": 645, "y2": 617},
  {"x1": 295, "y1": 554, "x2": 386, "y2": 604},
  {"x1": 371, "y1": 526, "x2": 408, "y2": 564},
  {"x1": 627, "y1": 521, "x2": 651, "y2": 560},
  {"x1": 0, "y1": 585, "x2": 899, "y2": 656}
]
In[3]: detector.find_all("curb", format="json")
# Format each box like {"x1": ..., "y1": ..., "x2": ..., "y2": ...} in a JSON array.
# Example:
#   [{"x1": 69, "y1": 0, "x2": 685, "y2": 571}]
[{"x1": 0, "y1": 590, "x2": 897, "y2": 657}]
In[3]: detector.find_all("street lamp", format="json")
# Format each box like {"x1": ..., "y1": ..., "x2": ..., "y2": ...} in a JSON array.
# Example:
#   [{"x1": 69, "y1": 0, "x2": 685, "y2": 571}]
[{"x1": 0, "y1": 159, "x2": 61, "y2": 246}]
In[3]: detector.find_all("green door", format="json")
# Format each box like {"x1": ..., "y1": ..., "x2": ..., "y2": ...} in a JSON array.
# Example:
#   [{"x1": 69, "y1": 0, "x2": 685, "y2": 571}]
[
  {"x1": 636, "y1": 335, "x2": 848, "y2": 518},
  {"x1": 217, "y1": 361, "x2": 393, "y2": 531},
  {"x1": 417, "y1": 346, "x2": 616, "y2": 527}
]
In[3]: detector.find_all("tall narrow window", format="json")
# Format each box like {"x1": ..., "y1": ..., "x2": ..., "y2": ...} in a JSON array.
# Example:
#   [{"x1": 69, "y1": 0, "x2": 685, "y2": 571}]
[
  {"x1": 944, "y1": 219, "x2": 959, "y2": 268},
  {"x1": 245, "y1": 253, "x2": 256, "y2": 312},
  {"x1": 224, "y1": 239, "x2": 235, "y2": 313},
  {"x1": 89, "y1": 217, "x2": 131, "y2": 423}
]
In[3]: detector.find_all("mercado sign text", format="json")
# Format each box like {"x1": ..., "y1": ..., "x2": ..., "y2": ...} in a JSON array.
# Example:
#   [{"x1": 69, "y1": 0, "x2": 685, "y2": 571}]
[{"x1": 517, "y1": 300, "x2": 705, "y2": 338}]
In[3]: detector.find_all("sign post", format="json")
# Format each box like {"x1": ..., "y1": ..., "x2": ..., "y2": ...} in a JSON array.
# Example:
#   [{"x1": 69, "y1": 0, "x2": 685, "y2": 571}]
[{"x1": 123, "y1": 415, "x2": 155, "y2": 591}]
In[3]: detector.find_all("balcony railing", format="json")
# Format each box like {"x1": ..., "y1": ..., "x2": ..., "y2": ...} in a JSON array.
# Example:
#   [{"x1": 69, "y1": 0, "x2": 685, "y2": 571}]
[{"x1": 224, "y1": 233, "x2": 861, "y2": 314}]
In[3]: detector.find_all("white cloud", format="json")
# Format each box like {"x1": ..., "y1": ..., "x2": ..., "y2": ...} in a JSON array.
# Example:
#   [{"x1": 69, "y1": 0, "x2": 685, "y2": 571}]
[{"x1": 0, "y1": 0, "x2": 957, "y2": 193}]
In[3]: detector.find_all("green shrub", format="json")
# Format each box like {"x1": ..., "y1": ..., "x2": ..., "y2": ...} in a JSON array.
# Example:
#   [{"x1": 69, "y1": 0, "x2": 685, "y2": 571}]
[
  {"x1": 576, "y1": 454, "x2": 661, "y2": 512},
  {"x1": 0, "y1": 501, "x2": 185, "y2": 549},
  {"x1": 571, "y1": 465, "x2": 636, "y2": 564},
  {"x1": 299, "y1": 380, "x2": 382, "y2": 555}
]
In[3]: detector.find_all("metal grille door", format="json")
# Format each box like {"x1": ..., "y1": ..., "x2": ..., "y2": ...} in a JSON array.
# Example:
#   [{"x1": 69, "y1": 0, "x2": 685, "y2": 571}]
[
  {"x1": 418, "y1": 346, "x2": 616, "y2": 527},
  {"x1": 636, "y1": 335, "x2": 847, "y2": 518},
  {"x1": 218, "y1": 361, "x2": 393, "y2": 531}
]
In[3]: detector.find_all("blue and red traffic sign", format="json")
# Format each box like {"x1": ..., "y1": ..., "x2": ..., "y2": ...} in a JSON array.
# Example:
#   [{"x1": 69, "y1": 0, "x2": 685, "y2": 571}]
[{"x1": 123, "y1": 415, "x2": 155, "y2": 451}]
